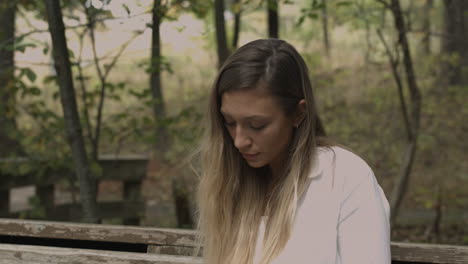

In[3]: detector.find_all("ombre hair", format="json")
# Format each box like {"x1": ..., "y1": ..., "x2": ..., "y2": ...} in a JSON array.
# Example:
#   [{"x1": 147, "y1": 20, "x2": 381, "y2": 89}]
[{"x1": 195, "y1": 39, "x2": 337, "y2": 264}]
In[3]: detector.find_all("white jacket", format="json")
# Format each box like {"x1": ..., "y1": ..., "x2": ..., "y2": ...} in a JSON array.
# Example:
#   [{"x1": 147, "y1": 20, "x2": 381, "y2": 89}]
[{"x1": 253, "y1": 146, "x2": 391, "y2": 264}]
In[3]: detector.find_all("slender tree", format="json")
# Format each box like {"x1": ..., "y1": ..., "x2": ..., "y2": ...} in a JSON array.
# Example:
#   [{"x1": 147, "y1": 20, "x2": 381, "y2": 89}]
[
  {"x1": 148, "y1": 0, "x2": 185, "y2": 228},
  {"x1": 0, "y1": 0, "x2": 18, "y2": 216},
  {"x1": 45, "y1": 0, "x2": 98, "y2": 223},
  {"x1": 321, "y1": 0, "x2": 331, "y2": 58},
  {"x1": 377, "y1": 0, "x2": 422, "y2": 225},
  {"x1": 214, "y1": 0, "x2": 229, "y2": 67},
  {"x1": 82, "y1": 3, "x2": 138, "y2": 161},
  {"x1": 0, "y1": 1, "x2": 22, "y2": 157},
  {"x1": 151, "y1": 0, "x2": 170, "y2": 157},
  {"x1": 267, "y1": 0, "x2": 279, "y2": 38},
  {"x1": 231, "y1": 0, "x2": 242, "y2": 49}
]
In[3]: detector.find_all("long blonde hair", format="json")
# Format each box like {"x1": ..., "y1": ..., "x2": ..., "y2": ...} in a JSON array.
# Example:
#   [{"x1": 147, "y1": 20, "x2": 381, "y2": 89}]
[{"x1": 195, "y1": 39, "x2": 336, "y2": 264}]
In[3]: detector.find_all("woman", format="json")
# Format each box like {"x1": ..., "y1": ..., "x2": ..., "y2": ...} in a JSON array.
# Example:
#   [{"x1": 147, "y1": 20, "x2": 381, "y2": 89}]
[{"x1": 195, "y1": 39, "x2": 391, "y2": 264}]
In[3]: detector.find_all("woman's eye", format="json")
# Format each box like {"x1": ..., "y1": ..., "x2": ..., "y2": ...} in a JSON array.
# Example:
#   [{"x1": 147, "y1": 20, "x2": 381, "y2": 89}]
[
  {"x1": 250, "y1": 124, "x2": 266, "y2": 130},
  {"x1": 224, "y1": 122, "x2": 235, "y2": 127}
]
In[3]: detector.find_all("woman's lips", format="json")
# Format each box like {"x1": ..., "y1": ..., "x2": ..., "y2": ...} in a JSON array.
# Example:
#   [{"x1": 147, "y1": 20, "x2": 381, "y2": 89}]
[{"x1": 242, "y1": 153, "x2": 259, "y2": 160}]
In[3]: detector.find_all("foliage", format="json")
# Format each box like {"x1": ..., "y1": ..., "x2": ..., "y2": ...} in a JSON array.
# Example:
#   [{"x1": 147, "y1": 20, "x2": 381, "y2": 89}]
[{"x1": 296, "y1": 0, "x2": 353, "y2": 27}]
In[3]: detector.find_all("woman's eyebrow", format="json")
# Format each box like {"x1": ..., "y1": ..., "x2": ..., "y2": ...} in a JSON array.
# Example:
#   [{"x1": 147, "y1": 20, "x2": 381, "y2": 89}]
[
  {"x1": 245, "y1": 116, "x2": 269, "y2": 121},
  {"x1": 221, "y1": 111, "x2": 268, "y2": 121}
]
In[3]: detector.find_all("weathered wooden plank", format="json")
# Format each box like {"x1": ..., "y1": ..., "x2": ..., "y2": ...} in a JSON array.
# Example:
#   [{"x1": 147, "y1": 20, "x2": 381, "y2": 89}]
[
  {"x1": 2, "y1": 219, "x2": 468, "y2": 263},
  {"x1": 0, "y1": 218, "x2": 198, "y2": 247},
  {"x1": 0, "y1": 243, "x2": 203, "y2": 264},
  {"x1": 391, "y1": 242, "x2": 468, "y2": 264},
  {"x1": 148, "y1": 245, "x2": 202, "y2": 257}
]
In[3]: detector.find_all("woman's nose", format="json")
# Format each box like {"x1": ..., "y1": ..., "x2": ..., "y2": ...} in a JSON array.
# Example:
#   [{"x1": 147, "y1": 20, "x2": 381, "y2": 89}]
[{"x1": 233, "y1": 127, "x2": 252, "y2": 150}]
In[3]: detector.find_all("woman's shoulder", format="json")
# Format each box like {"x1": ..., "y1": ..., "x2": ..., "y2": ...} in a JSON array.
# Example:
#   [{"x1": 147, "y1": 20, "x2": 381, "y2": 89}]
[
  {"x1": 317, "y1": 145, "x2": 372, "y2": 171},
  {"x1": 315, "y1": 145, "x2": 375, "y2": 190}
]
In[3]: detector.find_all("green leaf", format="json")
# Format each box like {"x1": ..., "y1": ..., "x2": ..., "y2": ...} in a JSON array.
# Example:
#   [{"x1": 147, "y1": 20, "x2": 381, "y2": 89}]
[
  {"x1": 104, "y1": 82, "x2": 115, "y2": 91},
  {"x1": 122, "y1": 3, "x2": 130, "y2": 15},
  {"x1": 68, "y1": 15, "x2": 81, "y2": 21},
  {"x1": 15, "y1": 42, "x2": 37, "y2": 53},
  {"x1": 116, "y1": 82, "x2": 126, "y2": 91},
  {"x1": 52, "y1": 91, "x2": 60, "y2": 100},
  {"x1": 296, "y1": 16, "x2": 306, "y2": 26},
  {"x1": 109, "y1": 94, "x2": 121, "y2": 101},
  {"x1": 43, "y1": 75, "x2": 58, "y2": 85},
  {"x1": 307, "y1": 13, "x2": 319, "y2": 19},
  {"x1": 42, "y1": 46, "x2": 49, "y2": 55},
  {"x1": 336, "y1": 1, "x2": 353, "y2": 7},
  {"x1": 42, "y1": 43, "x2": 50, "y2": 55},
  {"x1": 23, "y1": 68, "x2": 37, "y2": 82},
  {"x1": 29, "y1": 87, "x2": 42, "y2": 96}
]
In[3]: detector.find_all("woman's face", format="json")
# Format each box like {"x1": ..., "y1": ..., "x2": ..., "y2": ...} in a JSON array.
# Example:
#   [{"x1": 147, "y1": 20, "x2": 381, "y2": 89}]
[{"x1": 220, "y1": 88, "x2": 300, "y2": 171}]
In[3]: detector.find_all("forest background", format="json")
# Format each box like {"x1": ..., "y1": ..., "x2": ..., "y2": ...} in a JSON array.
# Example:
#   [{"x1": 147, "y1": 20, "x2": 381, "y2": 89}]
[{"x1": 0, "y1": 0, "x2": 466, "y2": 246}]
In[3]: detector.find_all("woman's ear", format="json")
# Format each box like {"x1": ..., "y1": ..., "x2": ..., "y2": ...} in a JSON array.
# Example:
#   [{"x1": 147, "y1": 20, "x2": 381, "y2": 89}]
[{"x1": 293, "y1": 99, "x2": 306, "y2": 128}]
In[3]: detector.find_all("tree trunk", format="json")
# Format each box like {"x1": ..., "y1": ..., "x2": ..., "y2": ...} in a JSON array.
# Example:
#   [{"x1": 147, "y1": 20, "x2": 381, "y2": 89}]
[
  {"x1": 267, "y1": 0, "x2": 279, "y2": 38},
  {"x1": 441, "y1": 0, "x2": 468, "y2": 86},
  {"x1": 386, "y1": 0, "x2": 422, "y2": 226},
  {"x1": 421, "y1": 0, "x2": 433, "y2": 55},
  {"x1": 151, "y1": 0, "x2": 189, "y2": 228},
  {"x1": 231, "y1": 0, "x2": 241, "y2": 49},
  {"x1": 0, "y1": 1, "x2": 20, "y2": 216},
  {"x1": 44, "y1": 0, "x2": 98, "y2": 223},
  {"x1": 390, "y1": 141, "x2": 417, "y2": 224},
  {"x1": 214, "y1": 0, "x2": 229, "y2": 68},
  {"x1": 321, "y1": 0, "x2": 331, "y2": 58},
  {"x1": 151, "y1": 0, "x2": 170, "y2": 156},
  {"x1": 0, "y1": 1, "x2": 22, "y2": 157}
]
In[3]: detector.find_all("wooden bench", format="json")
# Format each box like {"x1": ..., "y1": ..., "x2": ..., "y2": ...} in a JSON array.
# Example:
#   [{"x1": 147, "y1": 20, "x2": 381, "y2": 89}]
[
  {"x1": 0, "y1": 218, "x2": 467, "y2": 263},
  {"x1": 0, "y1": 218, "x2": 202, "y2": 263}
]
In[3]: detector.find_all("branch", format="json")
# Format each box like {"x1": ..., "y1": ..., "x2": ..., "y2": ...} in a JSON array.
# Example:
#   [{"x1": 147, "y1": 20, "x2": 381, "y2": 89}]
[
  {"x1": 15, "y1": 48, "x2": 140, "y2": 68},
  {"x1": 390, "y1": 0, "x2": 421, "y2": 140},
  {"x1": 82, "y1": 6, "x2": 104, "y2": 160},
  {"x1": 377, "y1": 29, "x2": 411, "y2": 140},
  {"x1": 103, "y1": 31, "x2": 142, "y2": 78},
  {"x1": 82, "y1": 3, "x2": 147, "y2": 159},
  {"x1": 74, "y1": 26, "x2": 95, "y2": 149},
  {"x1": 1, "y1": 9, "x2": 150, "y2": 47},
  {"x1": 92, "y1": 31, "x2": 144, "y2": 160},
  {"x1": 17, "y1": 7, "x2": 42, "y2": 32}
]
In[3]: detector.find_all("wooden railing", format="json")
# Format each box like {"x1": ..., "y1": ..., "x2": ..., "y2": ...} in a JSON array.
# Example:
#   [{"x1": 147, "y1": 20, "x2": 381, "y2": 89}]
[
  {"x1": 0, "y1": 218, "x2": 467, "y2": 263},
  {"x1": 0, "y1": 157, "x2": 148, "y2": 224}
]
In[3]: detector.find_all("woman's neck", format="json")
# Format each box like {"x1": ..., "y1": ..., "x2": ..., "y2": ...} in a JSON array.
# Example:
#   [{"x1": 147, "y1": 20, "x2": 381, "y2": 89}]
[{"x1": 269, "y1": 161, "x2": 287, "y2": 180}]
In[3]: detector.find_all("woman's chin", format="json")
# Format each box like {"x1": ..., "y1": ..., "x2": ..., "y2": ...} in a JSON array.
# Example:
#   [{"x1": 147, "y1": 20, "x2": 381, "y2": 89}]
[{"x1": 245, "y1": 159, "x2": 266, "y2": 168}]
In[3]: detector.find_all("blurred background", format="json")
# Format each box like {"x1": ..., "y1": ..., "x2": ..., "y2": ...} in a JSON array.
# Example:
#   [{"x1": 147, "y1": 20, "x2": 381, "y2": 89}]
[{"x1": 0, "y1": 0, "x2": 466, "y2": 246}]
